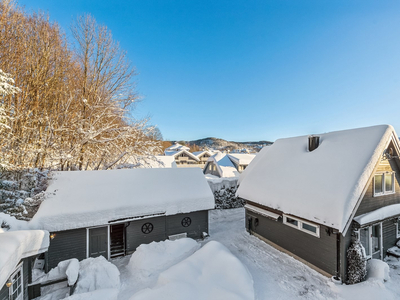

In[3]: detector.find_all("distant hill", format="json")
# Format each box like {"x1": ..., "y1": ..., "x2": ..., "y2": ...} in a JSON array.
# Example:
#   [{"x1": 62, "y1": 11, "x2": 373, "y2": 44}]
[{"x1": 171, "y1": 137, "x2": 273, "y2": 153}]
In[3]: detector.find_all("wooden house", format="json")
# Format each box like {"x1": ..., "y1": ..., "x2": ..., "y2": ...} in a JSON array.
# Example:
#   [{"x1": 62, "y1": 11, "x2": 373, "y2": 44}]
[
  {"x1": 237, "y1": 125, "x2": 400, "y2": 282},
  {"x1": 0, "y1": 230, "x2": 49, "y2": 300},
  {"x1": 164, "y1": 150, "x2": 200, "y2": 167},
  {"x1": 227, "y1": 153, "x2": 256, "y2": 172},
  {"x1": 203, "y1": 152, "x2": 239, "y2": 178},
  {"x1": 29, "y1": 168, "x2": 214, "y2": 271},
  {"x1": 193, "y1": 151, "x2": 213, "y2": 167}
]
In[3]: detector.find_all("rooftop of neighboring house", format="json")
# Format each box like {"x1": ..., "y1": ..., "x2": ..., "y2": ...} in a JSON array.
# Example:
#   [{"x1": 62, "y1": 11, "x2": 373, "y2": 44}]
[
  {"x1": 207, "y1": 152, "x2": 240, "y2": 178},
  {"x1": 237, "y1": 124, "x2": 399, "y2": 233},
  {"x1": 29, "y1": 168, "x2": 214, "y2": 232},
  {"x1": 0, "y1": 230, "x2": 49, "y2": 287},
  {"x1": 164, "y1": 149, "x2": 200, "y2": 161},
  {"x1": 227, "y1": 153, "x2": 256, "y2": 166},
  {"x1": 165, "y1": 142, "x2": 190, "y2": 152}
]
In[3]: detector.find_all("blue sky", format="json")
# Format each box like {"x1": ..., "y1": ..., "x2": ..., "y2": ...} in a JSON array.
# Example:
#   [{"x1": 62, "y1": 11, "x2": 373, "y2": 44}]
[{"x1": 16, "y1": 0, "x2": 400, "y2": 142}]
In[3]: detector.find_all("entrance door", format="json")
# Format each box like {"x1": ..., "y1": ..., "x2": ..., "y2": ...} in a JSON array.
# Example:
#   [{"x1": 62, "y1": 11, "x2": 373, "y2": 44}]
[
  {"x1": 88, "y1": 226, "x2": 108, "y2": 258},
  {"x1": 110, "y1": 223, "x2": 125, "y2": 258},
  {"x1": 371, "y1": 223, "x2": 381, "y2": 259}
]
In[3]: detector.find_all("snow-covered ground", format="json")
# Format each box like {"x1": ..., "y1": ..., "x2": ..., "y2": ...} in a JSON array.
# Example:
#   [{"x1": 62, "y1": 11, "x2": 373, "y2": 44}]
[{"x1": 37, "y1": 208, "x2": 400, "y2": 300}]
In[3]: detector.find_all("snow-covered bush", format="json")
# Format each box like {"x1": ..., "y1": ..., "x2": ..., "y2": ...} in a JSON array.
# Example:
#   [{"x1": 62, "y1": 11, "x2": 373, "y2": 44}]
[
  {"x1": 207, "y1": 177, "x2": 244, "y2": 209},
  {"x1": 367, "y1": 259, "x2": 390, "y2": 282},
  {"x1": 347, "y1": 240, "x2": 367, "y2": 284}
]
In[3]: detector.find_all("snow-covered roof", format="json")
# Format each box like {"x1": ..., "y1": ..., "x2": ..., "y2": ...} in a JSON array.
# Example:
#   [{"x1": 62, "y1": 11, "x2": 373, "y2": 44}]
[
  {"x1": 192, "y1": 151, "x2": 212, "y2": 158},
  {"x1": 237, "y1": 125, "x2": 397, "y2": 233},
  {"x1": 228, "y1": 153, "x2": 256, "y2": 166},
  {"x1": 164, "y1": 150, "x2": 200, "y2": 161},
  {"x1": 0, "y1": 230, "x2": 49, "y2": 287},
  {"x1": 151, "y1": 156, "x2": 177, "y2": 168},
  {"x1": 354, "y1": 204, "x2": 400, "y2": 226},
  {"x1": 208, "y1": 153, "x2": 239, "y2": 178},
  {"x1": 30, "y1": 168, "x2": 214, "y2": 231},
  {"x1": 165, "y1": 143, "x2": 190, "y2": 152}
]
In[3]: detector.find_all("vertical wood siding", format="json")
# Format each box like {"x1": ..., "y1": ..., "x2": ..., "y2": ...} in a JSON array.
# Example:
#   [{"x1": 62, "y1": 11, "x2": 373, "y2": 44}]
[
  {"x1": 340, "y1": 227, "x2": 355, "y2": 283},
  {"x1": 0, "y1": 258, "x2": 30, "y2": 300},
  {"x1": 0, "y1": 282, "x2": 8, "y2": 300},
  {"x1": 383, "y1": 219, "x2": 397, "y2": 254},
  {"x1": 166, "y1": 210, "x2": 208, "y2": 239},
  {"x1": 245, "y1": 209, "x2": 337, "y2": 276},
  {"x1": 46, "y1": 228, "x2": 87, "y2": 271},
  {"x1": 125, "y1": 216, "x2": 167, "y2": 253}
]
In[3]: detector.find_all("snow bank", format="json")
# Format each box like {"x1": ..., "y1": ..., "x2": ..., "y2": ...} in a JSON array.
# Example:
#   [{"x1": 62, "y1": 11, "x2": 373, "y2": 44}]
[
  {"x1": 0, "y1": 230, "x2": 49, "y2": 287},
  {"x1": 367, "y1": 259, "x2": 390, "y2": 282},
  {"x1": 354, "y1": 204, "x2": 400, "y2": 225},
  {"x1": 128, "y1": 238, "x2": 200, "y2": 277},
  {"x1": 237, "y1": 125, "x2": 394, "y2": 232},
  {"x1": 63, "y1": 289, "x2": 118, "y2": 300},
  {"x1": 0, "y1": 212, "x2": 28, "y2": 232},
  {"x1": 33, "y1": 259, "x2": 79, "y2": 286},
  {"x1": 74, "y1": 256, "x2": 120, "y2": 294},
  {"x1": 130, "y1": 241, "x2": 254, "y2": 300},
  {"x1": 30, "y1": 168, "x2": 214, "y2": 231}
]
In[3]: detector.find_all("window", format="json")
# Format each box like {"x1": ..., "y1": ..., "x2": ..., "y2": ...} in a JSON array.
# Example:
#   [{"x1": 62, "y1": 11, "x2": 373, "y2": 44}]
[
  {"x1": 396, "y1": 218, "x2": 400, "y2": 239},
  {"x1": 359, "y1": 223, "x2": 382, "y2": 259},
  {"x1": 283, "y1": 214, "x2": 320, "y2": 237},
  {"x1": 374, "y1": 172, "x2": 395, "y2": 196},
  {"x1": 9, "y1": 264, "x2": 23, "y2": 300},
  {"x1": 141, "y1": 223, "x2": 153, "y2": 234},
  {"x1": 359, "y1": 227, "x2": 370, "y2": 257}
]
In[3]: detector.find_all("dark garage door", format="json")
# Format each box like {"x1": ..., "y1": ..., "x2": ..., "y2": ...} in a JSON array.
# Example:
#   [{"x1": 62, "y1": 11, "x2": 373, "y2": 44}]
[{"x1": 89, "y1": 226, "x2": 108, "y2": 258}]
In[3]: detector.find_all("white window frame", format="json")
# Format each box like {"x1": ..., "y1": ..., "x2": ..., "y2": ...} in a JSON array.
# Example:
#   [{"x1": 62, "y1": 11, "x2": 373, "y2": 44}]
[
  {"x1": 373, "y1": 172, "x2": 395, "y2": 197},
  {"x1": 282, "y1": 214, "x2": 320, "y2": 238},
  {"x1": 8, "y1": 262, "x2": 23, "y2": 300},
  {"x1": 357, "y1": 222, "x2": 383, "y2": 260}
]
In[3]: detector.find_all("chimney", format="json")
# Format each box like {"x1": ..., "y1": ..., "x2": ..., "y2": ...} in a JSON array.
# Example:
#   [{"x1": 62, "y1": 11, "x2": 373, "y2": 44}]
[{"x1": 308, "y1": 135, "x2": 320, "y2": 152}]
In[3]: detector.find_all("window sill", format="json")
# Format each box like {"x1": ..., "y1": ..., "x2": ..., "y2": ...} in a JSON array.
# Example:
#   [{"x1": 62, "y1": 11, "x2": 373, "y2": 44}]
[{"x1": 373, "y1": 191, "x2": 395, "y2": 197}]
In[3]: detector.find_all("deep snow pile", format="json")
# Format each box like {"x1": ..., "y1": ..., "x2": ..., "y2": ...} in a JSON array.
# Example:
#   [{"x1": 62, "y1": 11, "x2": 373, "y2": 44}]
[
  {"x1": 129, "y1": 240, "x2": 254, "y2": 300},
  {"x1": 127, "y1": 238, "x2": 200, "y2": 278},
  {"x1": 367, "y1": 259, "x2": 390, "y2": 282},
  {"x1": 74, "y1": 256, "x2": 120, "y2": 294},
  {"x1": 33, "y1": 259, "x2": 79, "y2": 286}
]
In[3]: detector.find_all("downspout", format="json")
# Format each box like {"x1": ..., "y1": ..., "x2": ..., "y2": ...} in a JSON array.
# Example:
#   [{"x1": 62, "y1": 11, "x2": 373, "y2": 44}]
[{"x1": 333, "y1": 230, "x2": 341, "y2": 281}]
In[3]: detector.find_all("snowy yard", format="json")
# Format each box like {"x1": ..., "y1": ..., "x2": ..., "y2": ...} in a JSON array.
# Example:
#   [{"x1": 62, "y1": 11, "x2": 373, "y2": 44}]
[{"x1": 37, "y1": 208, "x2": 400, "y2": 300}]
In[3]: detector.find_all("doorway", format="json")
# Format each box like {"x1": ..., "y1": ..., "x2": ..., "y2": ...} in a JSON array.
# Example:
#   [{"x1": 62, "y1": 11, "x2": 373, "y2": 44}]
[
  {"x1": 88, "y1": 226, "x2": 108, "y2": 259},
  {"x1": 110, "y1": 223, "x2": 125, "y2": 258}
]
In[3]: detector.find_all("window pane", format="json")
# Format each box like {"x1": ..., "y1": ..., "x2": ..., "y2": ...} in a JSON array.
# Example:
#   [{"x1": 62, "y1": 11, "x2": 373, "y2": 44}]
[
  {"x1": 375, "y1": 175, "x2": 383, "y2": 194},
  {"x1": 286, "y1": 217, "x2": 298, "y2": 227},
  {"x1": 398, "y1": 219, "x2": 400, "y2": 235},
  {"x1": 360, "y1": 228, "x2": 370, "y2": 256},
  {"x1": 372, "y1": 225, "x2": 380, "y2": 253},
  {"x1": 302, "y1": 223, "x2": 317, "y2": 233},
  {"x1": 385, "y1": 173, "x2": 393, "y2": 192}
]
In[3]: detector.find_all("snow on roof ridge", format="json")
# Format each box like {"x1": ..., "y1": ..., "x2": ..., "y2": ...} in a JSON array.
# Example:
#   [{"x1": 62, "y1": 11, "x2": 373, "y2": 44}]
[
  {"x1": 237, "y1": 124, "x2": 396, "y2": 232},
  {"x1": 0, "y1": 230, "x2": 49, "y2": 287}
]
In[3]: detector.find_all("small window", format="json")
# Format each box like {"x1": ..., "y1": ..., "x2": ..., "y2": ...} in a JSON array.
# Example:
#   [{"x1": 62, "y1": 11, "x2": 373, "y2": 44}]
[
  {"x1": 283, "y1": 214, "x2": 320, "y2": 237},
  {"x1": 9, "y1": 264, "x2": 23, "y2": 300},
  {"x1": 141, "y1": 223, "x2": 153, "y2": 234},
  {"x1": 359, "y1": 227, "x2": 371, "y2": 257},
  {"x1": 374, "y1": 172, "x2": 395, "y2": 196},
  {"x1": 181, "y1": 217, "x2": 191, "y2": 227}
]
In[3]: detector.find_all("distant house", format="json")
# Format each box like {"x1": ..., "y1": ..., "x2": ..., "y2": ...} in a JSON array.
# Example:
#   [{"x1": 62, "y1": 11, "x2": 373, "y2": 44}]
[
  {"x1": 204, "y1": 152, "x2": 239, "y2": 178},
  {"x1": 237, "y1": 125, "x2": 400, "y2": 282},
  {"x1": 165, "y1": 142, "x2": 190, "y2": 152},
  {"x1": 193, "y1": 151, "x2": 213, "y2": 167},
  {"x1": 29, "y1": 168, "x2": 214, "y2": 271},
  {"x1": 164, "y1": 150, "x2": 200, "y2": 167},
  {"x1": 227, "y1": 153, "x2": 256, "y2": 172},
  {"x1": 0, "y1": 230, "x2": 49, "y2": 300},
  {"x1": 203, "y1": 153, "x2": 255, "y2": 177}
]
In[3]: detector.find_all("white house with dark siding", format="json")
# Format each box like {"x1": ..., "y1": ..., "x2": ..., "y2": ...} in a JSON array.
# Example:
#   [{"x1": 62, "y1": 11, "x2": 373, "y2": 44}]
[
  {"x1": 237, "y1": 125, "x2": 400, "y2": 282},
  {"x1": 29, "y1": 168, "x2": 214, "y2": 271}
]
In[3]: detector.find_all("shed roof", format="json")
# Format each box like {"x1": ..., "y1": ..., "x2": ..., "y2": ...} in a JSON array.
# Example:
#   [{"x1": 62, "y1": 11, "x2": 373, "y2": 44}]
[
  {"x1": 0, "y1": 230, "x2": 49, "y2": 287},
  {"x1": 30, "y1": 168, "x2": 214, "y2": 232},
  {"x1": 237, "y1": 125, "x2": 397, "y2": 233}
]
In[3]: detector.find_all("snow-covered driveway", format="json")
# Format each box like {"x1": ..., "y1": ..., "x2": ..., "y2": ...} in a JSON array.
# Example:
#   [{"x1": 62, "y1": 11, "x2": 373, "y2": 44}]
[{"x1": 114, "y1": 208, "x2": 400, "y2": 300}]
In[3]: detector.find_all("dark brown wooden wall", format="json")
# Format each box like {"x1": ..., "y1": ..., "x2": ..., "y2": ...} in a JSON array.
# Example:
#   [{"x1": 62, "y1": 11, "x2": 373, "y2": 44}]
[
  {"x1": 245, "y1": 209, "x2": 337, "y2": 276},
  {"x1": 0, "y1": 258, "x2": 30, "y2": 300}
]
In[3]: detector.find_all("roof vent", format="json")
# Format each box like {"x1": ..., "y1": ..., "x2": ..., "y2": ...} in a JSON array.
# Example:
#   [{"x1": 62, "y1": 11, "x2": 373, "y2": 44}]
[{"x1": 308, "y1": 135, "x2": 320, "y2": 152}]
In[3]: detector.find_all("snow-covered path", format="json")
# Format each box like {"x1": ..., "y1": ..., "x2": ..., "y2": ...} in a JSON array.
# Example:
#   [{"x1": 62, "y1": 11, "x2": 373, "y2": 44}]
[
  {"x1": 113, "y1": 208, "x2": 400, "y2": 300},
  {"x1": 206, "y1": 208, "x2": 336, "y2": 300}
]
